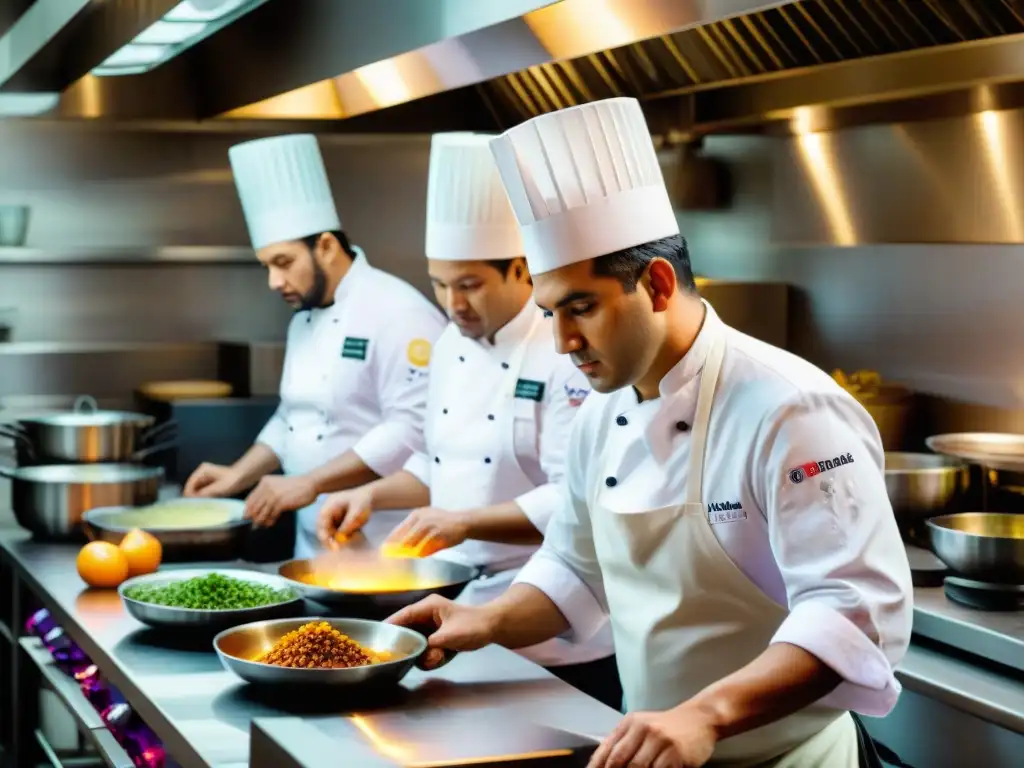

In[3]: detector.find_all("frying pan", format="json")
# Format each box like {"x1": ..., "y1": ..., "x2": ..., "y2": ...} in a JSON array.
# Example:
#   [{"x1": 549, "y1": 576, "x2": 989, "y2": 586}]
[{"x1": 278, "y1": 555, "x2": 479, "y2": 613}]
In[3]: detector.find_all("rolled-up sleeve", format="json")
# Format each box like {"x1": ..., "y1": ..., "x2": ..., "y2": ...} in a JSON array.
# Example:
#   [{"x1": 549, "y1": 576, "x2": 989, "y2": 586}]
[
  {"x1": 757, "y1": 392, "x2": 914, "y2": 717},
  {"x1": 515, "y1": 364, "x2": 591, "y2": 531},
  {"x1": 352, "y1": 305, "x2": 446, "y2": 477},
  {"x1": 514, "y1": 413, "x2": 609, "y2": 643},
  {"x1": 255, "y1": 405, "x2": 288, "y2": 460},
  {"x1": 402, "y1": 452, "x2": 431, "y2": 486}
]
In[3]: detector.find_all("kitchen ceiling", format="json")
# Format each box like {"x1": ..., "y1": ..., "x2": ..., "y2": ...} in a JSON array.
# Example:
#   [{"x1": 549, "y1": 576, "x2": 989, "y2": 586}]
[{"x1": 2, "y1": 0, "x2": 1024, "y2": 134}]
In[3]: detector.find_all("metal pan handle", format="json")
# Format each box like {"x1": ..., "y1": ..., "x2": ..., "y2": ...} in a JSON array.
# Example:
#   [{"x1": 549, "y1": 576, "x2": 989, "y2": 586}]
[
  {"x1": 141, "y1": 419, "x2": 178, "y2": 445},
  {"x1": 131, "y1": 439, "x2": 178, "y2": 462},
  {"x1": 0, "y1": 424, "x2": 34, "y2": 460},
  {"x1": 73, "y1": 395, "x2": 98, "y2": 413}
]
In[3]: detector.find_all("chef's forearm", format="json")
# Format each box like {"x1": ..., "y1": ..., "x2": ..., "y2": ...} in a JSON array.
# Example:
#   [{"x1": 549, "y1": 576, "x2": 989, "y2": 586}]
[
  {"x1": 307, "y1": 450, "x2": 381, "y2": 495},
  {"x1": 364, "y1": 471, "x2": 430, "y2": 511},
  {"x1": 231, "y1": 444, "x2": 281, "y2": 490},
  {"x1": 682, "y1": 643, "x2": 842, "y2": 741},
  {"x1": 483, "y1": 583, "x2": 571, "y2": 649},
  {"x1": 464, "y1": 501, "x2": 544, "y2": 544}
]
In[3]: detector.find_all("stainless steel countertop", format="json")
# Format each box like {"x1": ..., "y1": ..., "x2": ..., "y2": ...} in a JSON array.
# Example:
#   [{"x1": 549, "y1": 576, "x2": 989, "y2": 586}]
[{"x1": 0, "y1": 512, "x2": 621, "y2": 768}]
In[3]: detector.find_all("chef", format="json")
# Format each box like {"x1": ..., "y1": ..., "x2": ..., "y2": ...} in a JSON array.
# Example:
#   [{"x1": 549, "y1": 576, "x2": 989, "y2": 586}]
[
  {"x1": 316, "y1": 132, "x2": 620, "y2": 709},
  {"x1": 388, "y1": 99, "x2": 913, "y2": 768},
  {"x1": 183, "y1": 133, "x2": 446, "y2": 558}
]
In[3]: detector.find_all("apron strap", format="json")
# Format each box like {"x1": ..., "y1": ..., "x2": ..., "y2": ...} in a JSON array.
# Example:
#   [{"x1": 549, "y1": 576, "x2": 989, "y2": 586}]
[
  {"x1": 685, "y1": 331, "x2": 727, "y2": 506},
  {"x1": 851, "y1": 714, "x2": 916, "y2": 768}
]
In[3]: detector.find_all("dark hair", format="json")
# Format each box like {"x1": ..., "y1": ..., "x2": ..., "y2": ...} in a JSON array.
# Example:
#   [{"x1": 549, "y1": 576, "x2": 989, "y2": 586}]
[
  {"x1": 301, "y1": 230, "x2": 357, "y2": 260},
  {"x1": 591, "y1": 234, "x2": 696, "y2": 293}
]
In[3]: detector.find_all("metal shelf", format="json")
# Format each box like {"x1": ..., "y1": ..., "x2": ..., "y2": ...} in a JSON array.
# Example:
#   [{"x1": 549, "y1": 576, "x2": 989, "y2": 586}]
[
  {"x1": 19, "y1": 638, "x2": 134, "y2": 768},
  {"x1": 0, "y1": 246, "x2": 254, "y2": 265}
]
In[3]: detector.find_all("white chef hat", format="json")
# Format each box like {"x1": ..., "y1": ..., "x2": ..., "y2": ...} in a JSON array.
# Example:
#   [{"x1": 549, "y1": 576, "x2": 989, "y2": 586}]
[
  {"x1": 425, "y1": 132, "x2": 523, "y2": 262},
  {"x1": 489, "y1": 97, "x2": 679, "y2": 275},
  {"x1": 228, "y1": 134, "x2": 342, "y2": 250}
]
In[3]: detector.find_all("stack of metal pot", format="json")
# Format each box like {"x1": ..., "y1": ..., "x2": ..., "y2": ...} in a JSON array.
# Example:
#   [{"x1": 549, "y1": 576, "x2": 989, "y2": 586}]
[{"x1": 0, "y1": 396, "x2": 176, "y2": 539}]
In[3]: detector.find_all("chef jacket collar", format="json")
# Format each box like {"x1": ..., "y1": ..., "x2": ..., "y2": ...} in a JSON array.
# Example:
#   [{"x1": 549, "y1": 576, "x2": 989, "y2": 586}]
[
  {"x1": 621, "y1": 299, "x2": 720, "y2": 459},
  {"x1": 481, "y1": 298, "x2": 540, "y2": 359},
  {"x1": 303, "y1": 245, "x2": 369, "y2": 318}
]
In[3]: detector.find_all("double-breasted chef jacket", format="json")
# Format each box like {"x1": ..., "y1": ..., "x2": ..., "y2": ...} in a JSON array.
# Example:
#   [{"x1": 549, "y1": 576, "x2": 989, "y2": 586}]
[
  {"x1": 514, "y1": 300, "x2": 913, "y2": 764},
  {"x1": 257, "y1": 247, "x2": 447, "y2": 558},
  {"x1": 402, "y1": 300, "x2": 615, "y2": 668}
]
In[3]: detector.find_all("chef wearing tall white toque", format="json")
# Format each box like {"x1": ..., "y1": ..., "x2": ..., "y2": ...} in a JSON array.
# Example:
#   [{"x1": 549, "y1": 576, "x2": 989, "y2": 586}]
[
  {"x1": 386, "y1": 99, "x2": 913, "y2": 768},
  {"x1": 183, "y1": 133, "x2": 446, "y2": 559},
  {"x1": 317, "y1": 132, "x2": 621, "y2": 709}
]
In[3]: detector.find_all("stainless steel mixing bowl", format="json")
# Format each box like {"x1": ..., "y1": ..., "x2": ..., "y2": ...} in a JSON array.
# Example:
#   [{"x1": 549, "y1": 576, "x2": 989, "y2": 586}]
[
  {"x1": 119, "y1": 568, "x2": 303, "y2": 632},
  {"x1": 926, "y1": 512, "x2": 1024, "y2": 584},
  {"x1": 214, "y1": 617, "x2": 427, "y2": 687},
  {"x1": 885, "y1": 452, "x2": 969, "y2": 535}
]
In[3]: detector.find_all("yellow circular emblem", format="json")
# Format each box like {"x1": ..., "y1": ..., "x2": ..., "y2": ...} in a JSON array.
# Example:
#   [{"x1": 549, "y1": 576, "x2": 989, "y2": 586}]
[{"x1": 406, "y1": 338, "x2": 432, "y2": 368}]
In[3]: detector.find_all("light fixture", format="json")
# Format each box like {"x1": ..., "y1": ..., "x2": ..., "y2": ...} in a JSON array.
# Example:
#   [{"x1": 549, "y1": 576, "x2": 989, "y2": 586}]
[
  {"x1": 0, "y1": 92, "x2": 60, "y2": 117},
  {"x1": 91, "y1": 0, "x2": 268, "y2": 77}
]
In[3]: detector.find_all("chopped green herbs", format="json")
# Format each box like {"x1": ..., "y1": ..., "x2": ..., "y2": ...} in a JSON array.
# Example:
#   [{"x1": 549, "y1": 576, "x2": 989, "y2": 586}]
[{"x1": 123, "y1": 573, "x2": 295, "y2": 610}]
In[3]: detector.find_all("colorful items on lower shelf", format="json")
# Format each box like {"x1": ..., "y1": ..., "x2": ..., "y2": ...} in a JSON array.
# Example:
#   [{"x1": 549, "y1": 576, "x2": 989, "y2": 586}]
[{"x1": 25, "y1": 608, "x2": 171, "y2": 768}]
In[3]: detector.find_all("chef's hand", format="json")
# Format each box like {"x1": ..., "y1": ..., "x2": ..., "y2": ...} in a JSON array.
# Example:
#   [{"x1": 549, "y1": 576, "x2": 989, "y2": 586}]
[
  {"x1": 244, "y1": 474, "x2": 318, "y2": 528},
  {"x1": 386, "y1": 595, "x2": 496, "y2": 670},
  {"x1": 382, "y1": 507, "x2": 469, "y2": 557},
  {"x1": 183, "y1": 463, "x2": 240, "y2": 498},
  {"x1": 317, "y1": 486, "x2": 375, "y2": 546},
  {"x1": 587, "y1": 706, "x2": 718, "y2": 768}
]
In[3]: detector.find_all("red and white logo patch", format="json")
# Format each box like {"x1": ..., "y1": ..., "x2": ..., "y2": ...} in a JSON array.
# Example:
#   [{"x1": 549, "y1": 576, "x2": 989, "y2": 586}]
[{"x1": 788, "y1": 452, "x2": 855, "y2": 484}]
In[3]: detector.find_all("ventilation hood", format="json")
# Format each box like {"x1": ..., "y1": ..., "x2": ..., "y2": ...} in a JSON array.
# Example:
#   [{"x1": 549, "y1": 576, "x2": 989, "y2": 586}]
[{"x1": 4, "y1": 0, "x2": 1024, "y2": 134}]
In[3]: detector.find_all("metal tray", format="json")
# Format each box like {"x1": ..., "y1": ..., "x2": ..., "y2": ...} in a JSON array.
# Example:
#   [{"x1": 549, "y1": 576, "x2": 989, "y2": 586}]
[
  {"x1": 214, "y1": 617, "x2": 427, "y2": 687},
  {"x1": 926, "y1": 432, "x2": 1024, "y2": 473},
  {"x1": 119, "y1": 568, "x2": 303, "y2": 631}
]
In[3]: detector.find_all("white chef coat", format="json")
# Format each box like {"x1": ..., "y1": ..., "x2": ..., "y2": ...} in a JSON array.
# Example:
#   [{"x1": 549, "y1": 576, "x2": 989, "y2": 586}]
[
  {"x1": 403, "y1": 301, "x2": 614, "y2": 667},
  {"x1": 257, "y1": 247, "x2": 447, "y2": 557},
  {"x1": 516, "y1": 300, "x2": 913, "y2": 715}
]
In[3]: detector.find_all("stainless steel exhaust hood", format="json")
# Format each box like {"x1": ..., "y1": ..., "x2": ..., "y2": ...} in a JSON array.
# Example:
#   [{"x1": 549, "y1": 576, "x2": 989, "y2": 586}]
[{"x1": 5, "y1": 0, "x2": 1024, "y2": 135}]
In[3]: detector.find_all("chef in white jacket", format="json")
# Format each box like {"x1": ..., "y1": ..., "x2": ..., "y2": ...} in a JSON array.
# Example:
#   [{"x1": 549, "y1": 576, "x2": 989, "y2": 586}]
[
  {"x1": 388, "y1": 99, "x2": 913, "y2": 768},
  {"x1": 184, "y1": 134, "x2": 446, "y2": 558},
  {"x1": 316, "y1": 132, "x2": 620, "y2": 708}
]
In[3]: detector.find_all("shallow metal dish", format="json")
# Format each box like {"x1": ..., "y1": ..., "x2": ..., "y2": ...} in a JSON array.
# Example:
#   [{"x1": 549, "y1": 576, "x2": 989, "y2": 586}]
[
  {"x1": 214, "y1": 617, "x2": 427, "y2": 687},
  {"x1": 278, "y1": 556, "x2": 478, "y2": 612},
  {"x1": 84, "y1": 498, "x2": 251, "y2": 562},
  {"x1": 926, "y1": 512, "x2": 1024, "y2": 584},
  {"x1": 885, "y1": 452, "x2": 969, "y2": 535},
  {"x1": 926, "y1": 433, "x2": 1024, "y2": 473},
  {"x1": 119, "y1": 568, "x2": 302, "y2": 631}
]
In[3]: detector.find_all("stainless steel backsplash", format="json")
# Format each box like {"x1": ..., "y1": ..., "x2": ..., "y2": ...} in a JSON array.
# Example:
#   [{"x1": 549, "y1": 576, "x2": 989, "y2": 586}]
[{"x1": 681, "y1": 109, "x2": 1024, "y2": 436}]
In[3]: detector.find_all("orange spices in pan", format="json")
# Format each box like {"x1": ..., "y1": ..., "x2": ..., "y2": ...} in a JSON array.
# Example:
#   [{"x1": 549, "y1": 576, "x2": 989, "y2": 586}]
[{"x1": 256, "y1": 621, "x2": 383, "y2": 669}]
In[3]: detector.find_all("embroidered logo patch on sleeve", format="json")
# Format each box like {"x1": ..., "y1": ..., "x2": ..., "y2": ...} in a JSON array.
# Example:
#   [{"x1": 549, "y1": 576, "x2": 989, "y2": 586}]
[
  {"x1": 564, "y1": 384, "x2": 590, "y2": 407},
  {"x1": 341, "y1": 337, "x2": 370, "y2": 360},
  {"x1": 406, "y1": 338, "x2": 432, "y2": 368},
  {"x1": 514, "y1": 379, "x2": 546, "y2": 402},
  {"x1": 788, "y1": 453, "x2": 855, "y2": 484}
]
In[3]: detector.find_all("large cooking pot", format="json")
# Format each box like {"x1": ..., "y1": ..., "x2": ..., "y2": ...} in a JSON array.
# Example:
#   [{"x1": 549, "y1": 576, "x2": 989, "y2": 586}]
[
  {"x1": 926, "y1": 512, "x2": 1024, "y2": 584},
  {"x1": 0, "y1": 395, "x2": 175, "y2": 464},
  {"x1": 885, "y1": 452, "x2": 970, "y2": 541},
  {"x1": 1, "y1": 462, "x2": 163, "y2": 540}
]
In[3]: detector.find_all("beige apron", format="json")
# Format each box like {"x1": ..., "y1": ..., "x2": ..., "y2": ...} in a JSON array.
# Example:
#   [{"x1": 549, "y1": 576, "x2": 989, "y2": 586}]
[{"x1": 589, "y1": 325, "x2": 859, "y2": 767}]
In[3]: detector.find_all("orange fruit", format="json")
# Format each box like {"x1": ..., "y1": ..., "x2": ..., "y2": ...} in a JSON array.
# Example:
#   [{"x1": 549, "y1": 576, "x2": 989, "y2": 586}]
[
  {"x1": 118, "y1": 529, "x2": 162, "y2": 576},
  {"x1": 76, "y1": 542, "x2": 129, "y2": 588}
]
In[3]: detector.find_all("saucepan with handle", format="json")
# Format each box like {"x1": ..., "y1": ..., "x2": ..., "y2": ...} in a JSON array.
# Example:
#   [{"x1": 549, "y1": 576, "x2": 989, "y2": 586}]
[{"x1": 0, "y1": 395, "x2": 178, "y2": 465}]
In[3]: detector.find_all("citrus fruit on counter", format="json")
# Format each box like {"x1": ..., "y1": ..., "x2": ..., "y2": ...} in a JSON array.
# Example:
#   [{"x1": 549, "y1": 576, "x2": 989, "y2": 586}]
[
  {"x1": 119, "y1": 528, "x2": 162, "y2": 576},
  {"x1": 76, "y1": 542, "x2": 130, "y2": 588}
]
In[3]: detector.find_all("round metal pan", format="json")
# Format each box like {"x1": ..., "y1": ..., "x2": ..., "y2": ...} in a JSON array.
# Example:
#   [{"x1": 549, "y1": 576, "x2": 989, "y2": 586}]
[
  {"x1": 0, "y1": 462, "x2": 163, "y2": 540},
  {"x1": 926, "y1": 433, "x2": 1024, "y2": 473},
  {"x1": 119, "y1": 568, "x2": 303, "y2": 632},
  {"x1": 214, "y1": 617, "x2": 428, "y2": 687},
  {"x1": 278, "y1": 556, "x2": 478, "y2": 613},
  {"x1": 884, "y1": 452, "x2": 970, "y2": 540},
  {"x1": 84, "y1": 498, "x2": 251, "y2": 562},
  {"x1": 926, "y1": 512, "x2": 1024, "y2": 584}
]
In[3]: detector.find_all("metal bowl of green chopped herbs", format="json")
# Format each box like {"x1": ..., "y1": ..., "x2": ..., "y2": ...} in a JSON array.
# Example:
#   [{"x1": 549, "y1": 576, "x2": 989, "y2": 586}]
[{"x1": 119, "y1": 569, "x2": 303, "y2": 631}]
